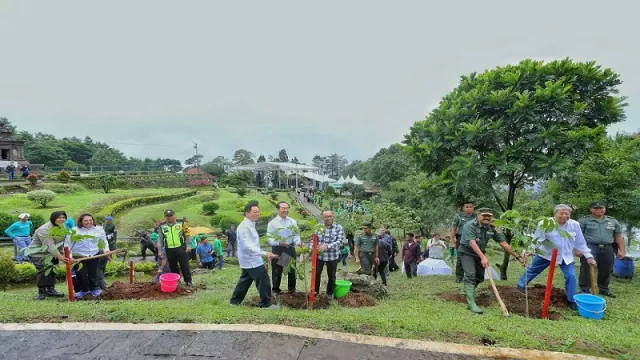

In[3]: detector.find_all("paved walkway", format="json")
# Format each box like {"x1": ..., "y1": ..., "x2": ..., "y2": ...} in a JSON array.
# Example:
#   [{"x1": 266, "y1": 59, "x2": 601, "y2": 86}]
[
  {"x1": 0, "y1": 323, "x2": 602, "y2": 360},
  {"x1": 292, "y1": 192, "x2": 322, "y2": 218}
]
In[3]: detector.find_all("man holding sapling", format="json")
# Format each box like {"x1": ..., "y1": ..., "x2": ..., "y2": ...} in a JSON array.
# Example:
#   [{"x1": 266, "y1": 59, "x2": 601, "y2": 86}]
[
  {"x1": 459, "y1": 208, "x2": 524, "y2": 314},
  {"x1": 517, "y1": 204, "x2": 596, "y2": 310},
  {"x1": 267, "y1": 201, "x2": 301, "y2": 294}
]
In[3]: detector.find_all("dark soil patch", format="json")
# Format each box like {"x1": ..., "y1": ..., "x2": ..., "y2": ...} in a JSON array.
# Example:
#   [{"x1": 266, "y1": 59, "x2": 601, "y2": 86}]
[
  {"x1": 91, "y1": 281, "x2": 201, "y2": 300},
  {"x1": 337, "y1": 292, "x2": 376, "y2": 307},
  {"x1": 440, "y1": 284, "x2": 567, "y2": 320},
  {"x1": 480, "y1": 337, "x2": 496, "y2": 346},
  {"x1": 251, "y1": 293, "x2": 330, "y2": 309}
]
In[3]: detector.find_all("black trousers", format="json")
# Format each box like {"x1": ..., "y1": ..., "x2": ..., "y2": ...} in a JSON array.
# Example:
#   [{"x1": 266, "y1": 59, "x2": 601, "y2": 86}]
[
  {"x1": 271, "y1": 258, "x2": 296, "y2": 293},
  {"x1": 74, "y1": 257, "x2": 99, "y2": 292},
  {"x1": 404, "y1": 260, "x2": 417, "y2": 278},
  {"x1": 579, "y1": 243, "x2": 615, "y2": 293},
  {"x1": 141, "y1": 241, "x2": 158, "y2": 259},
  {"x1": 201, "y1": 261, "x2": 214, "y2": 269},
  {"x1": 315, "y1": 259, "x2": 338, "y2": 296},
  {"x1": 389, "y1": 256, "x2": 400, "y2": 272},
  {"x1": 373, "y1": 260, "x2": 388, "y2": 286},
  {"x1": 31, "y1": 256, "x2": 56, "y2": 288},
  {"x1": 166, "y1": 247, "x2": 192, "y2": 283},
  {"x1": 230, "y1": 265, "x2": 272, "y2": 307},
  {"x1": 455, "y1": 234, "x2": 463, "y2": 282}
]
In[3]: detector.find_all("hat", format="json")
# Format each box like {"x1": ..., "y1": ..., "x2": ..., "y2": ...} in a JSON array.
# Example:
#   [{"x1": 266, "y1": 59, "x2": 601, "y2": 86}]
[
  {"x1": 478, "y1": 208, "x2": 494, "y2": 216},
  {"x1": 362, "y1": 221, "x2": 373, "y2": 228},
  {"x1": 164, "y1": 209, "x2": 175, "y2": 216},
  {"x1": 589, "y1": 201, "x2": 605, "y2": 209},
  {"x1": 105, "y1": 216, "x2": 113, "y2": 221},
  {"x1": 18, "y1": 213, "x2": 30, "y2": 220}
]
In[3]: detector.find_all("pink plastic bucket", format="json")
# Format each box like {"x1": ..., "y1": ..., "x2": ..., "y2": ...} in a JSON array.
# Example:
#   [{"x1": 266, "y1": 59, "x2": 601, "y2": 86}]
[{"x1": 159, "y1": 273, "x2": 180, "y2": 293}]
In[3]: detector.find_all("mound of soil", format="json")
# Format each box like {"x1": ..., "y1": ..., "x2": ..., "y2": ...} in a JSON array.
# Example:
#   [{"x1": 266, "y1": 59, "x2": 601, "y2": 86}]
[
  {"x1": 337, "y1": 292, "x2": 376, "y2": 307},
  {"x1": 93, "y1": 281, "x2": 201, "y2": 300},
  {"x1": 440, "y1": 284, "x2": 567, "y2": 320},
  {"x1": 250, "y1": 293, "x2": 330, "y2": 309}
]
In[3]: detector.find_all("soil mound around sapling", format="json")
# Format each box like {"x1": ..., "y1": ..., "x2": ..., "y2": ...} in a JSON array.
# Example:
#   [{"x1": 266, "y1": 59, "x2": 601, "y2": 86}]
[
  {"x1": 337, "y1": 292, "x2": 376, "y2": 307},
  {"x1": 92, "y1": 281, "x2": 201, "y2": 300},
  {"x1": 440, "y1": 284, "x2": 567, "y2": 320},
  {"x1": 251, "y1": 293, "x2": 330, "y2": 309}
]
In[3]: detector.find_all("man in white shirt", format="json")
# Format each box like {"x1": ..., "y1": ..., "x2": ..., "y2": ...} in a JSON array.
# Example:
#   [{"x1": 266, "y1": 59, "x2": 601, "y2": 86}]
[
  {"x1": 267, "y1": 202, "x2": 301, "y2": 294},
  {"x1": 517, "y1": 204, "x2": 596, "y2": 310},
  {"x1": 230, "y1": 202, "x2": 279, "y2": 309},
  {"x1": 427, "y1": 234, "x2": 447, "y2": 260}
]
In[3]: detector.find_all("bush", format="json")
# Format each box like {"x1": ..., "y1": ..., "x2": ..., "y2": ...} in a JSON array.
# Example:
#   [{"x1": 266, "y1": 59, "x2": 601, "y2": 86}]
[
  {"x1": 97, "y1": 174, "x2": 118, "y2": 193},
  {"x1": 26, "y1": 189, "x2": 56, "y2": 207},
  {"x1": 95, "y1": 190, "x2": 197, "y2": 223},
  {"x1": 58, "y1": 170, "x2": 71, "y2": 183},
  {"x1": 44, "y1": 183, "x2": 85, "y2": 194},
  {"x1": 0, "y1": 255, "x2": 17, "y2": 290},
  {"x1": 256, "y1": 212, "x2": 275, "y2": 236},
  {"x1": 134, "y1": 262, "x2": 157, "y2": 272},
  {"x1": 105, "y1": 261, "x2": 129, "y2": 276},
  {"x1": 187, "y1": 179, "x2": 213, "y2": 187},
  {"x1": 236, "y1": 187, "x2": 248, "y2": 197},
  {"x1": 0, "y1": 187, "x2": 7, "y2": 195},
  {"x1": 13, "y1": 263, "x2": 38, "y2": 283},
  {"x1": 199, "y1": 192, "x2": 220, "y2": 202},
  {"x1": 224, "y1": 257, "x2": 239, "y2": 265},
  {"x1": 202, "y1": 202, "x2": 220, "y2": 215},
  {"x1": 54, "y1": 265, "x2": 66, "y2": 280},
  {"x1": 210, "y1": 214, "x2": 240, "y2": 231},
  {"x1": 270, "y1": 193, "x2": 279, "y2": 200},
  {"x1": 27, "y1": 174, "x2": 39, "y2": 185},
  {"x1": 29, "y1": 213, "x2": 46, "y2": 234}
]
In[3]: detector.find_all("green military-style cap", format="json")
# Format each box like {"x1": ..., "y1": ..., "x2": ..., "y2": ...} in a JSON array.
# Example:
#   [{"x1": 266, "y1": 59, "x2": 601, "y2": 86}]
[
  {"x1": 589, "y1": 201, "x2": 605, "y2": 208},
  {"x1": 362, "y1": 221, "x2": 373, "y2": 228},
  {"x1": 477, "y1": 208, "x2": 494, "y2": 216}
]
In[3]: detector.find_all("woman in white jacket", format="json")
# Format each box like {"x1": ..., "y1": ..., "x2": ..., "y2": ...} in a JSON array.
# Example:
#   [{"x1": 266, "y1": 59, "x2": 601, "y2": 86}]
[{"x1": 68, "y1": 213, "x2": 110, "y2": 299}]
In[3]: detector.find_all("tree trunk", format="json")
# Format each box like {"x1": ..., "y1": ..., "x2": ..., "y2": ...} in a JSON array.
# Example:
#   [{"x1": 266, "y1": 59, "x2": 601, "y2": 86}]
[
  {"x1": 627, "y1": 223, "x2": 633, "y2": 247},
  {"x1": 498, "y1": 181, "x2": 518, "y2": 280}
]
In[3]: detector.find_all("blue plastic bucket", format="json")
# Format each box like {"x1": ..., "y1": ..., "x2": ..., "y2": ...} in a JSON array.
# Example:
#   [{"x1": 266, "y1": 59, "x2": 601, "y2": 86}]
[
  {"x1": 573, "y1": 294, "x2": 606, "y2": 320},
  {"x1": 613, "y1": 257, "x2": 634, "y2": 278}
]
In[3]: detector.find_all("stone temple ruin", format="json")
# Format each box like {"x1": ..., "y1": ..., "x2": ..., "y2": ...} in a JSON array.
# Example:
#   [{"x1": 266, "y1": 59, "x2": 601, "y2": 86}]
[{"x1": 0, "y1": 122, "x2": 26, "y2": 169}]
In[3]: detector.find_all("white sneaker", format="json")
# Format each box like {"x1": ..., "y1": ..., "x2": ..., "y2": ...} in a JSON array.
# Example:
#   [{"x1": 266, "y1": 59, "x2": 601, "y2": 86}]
[{"x1": 261, "y1": 304, "x2": 280, "y2": 310}]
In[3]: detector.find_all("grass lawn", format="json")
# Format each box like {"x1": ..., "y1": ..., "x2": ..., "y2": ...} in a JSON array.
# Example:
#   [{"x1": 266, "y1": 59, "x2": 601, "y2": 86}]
[
  {"x1": 1, "y1": 253, "x2": 637, "y2": 359},
  {"x1": 0, "y1": 188, "x2": 184, "y2": 220}
]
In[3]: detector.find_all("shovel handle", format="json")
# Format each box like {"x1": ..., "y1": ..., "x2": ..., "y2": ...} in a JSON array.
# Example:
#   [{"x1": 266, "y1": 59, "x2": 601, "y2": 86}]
[
  {"x1": 590, "y1": 263, "x2": 597, "y2": 295},
  {"x1": 487, "y1": 268, "x2": 509, "y2": 317}
]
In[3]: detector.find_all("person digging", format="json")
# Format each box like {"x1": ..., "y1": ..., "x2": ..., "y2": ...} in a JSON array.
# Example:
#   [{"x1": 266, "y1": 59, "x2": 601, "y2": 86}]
[{"x1": 459, "y1": 208, "x2": 524, "y2": 314}]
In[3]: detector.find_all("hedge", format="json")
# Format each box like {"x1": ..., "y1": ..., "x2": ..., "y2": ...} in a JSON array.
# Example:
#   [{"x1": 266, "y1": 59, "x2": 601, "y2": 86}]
[
  {"x1": 72, "y1": 174, "x2": 215, "y2": 190},
  {"x1": 95, "y1": 190, "x2": 197, "y2": 222},
  {"x1": 0, "y1": 212, "x2": 46, "y2": 236}
]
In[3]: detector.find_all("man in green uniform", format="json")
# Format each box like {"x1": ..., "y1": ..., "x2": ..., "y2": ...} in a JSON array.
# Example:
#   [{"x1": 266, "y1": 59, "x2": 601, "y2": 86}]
[
  {"x1": 578, "y1": 201, "x2": 626, "y2": 297},
  {"x1": 459, "y1": 208, "x2": 524, "y2": 314},
  {"x1": 450, "y1": 201, "x2": 476, "y2": 283},
  {"x1": 354, "y1": 222, "x2": 379, "y2": 276},
  {"x1": 103, "y1": 216, "x2": 117, "y2": 250}
]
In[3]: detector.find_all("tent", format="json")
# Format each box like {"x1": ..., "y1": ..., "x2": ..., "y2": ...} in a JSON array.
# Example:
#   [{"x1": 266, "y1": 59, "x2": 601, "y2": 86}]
[
  {"x1": 416, "y1": 258, "x2": 453, "y2": 276},
  {"x1": 484, "y1": 266, "x2": 500, "y2": 280}
]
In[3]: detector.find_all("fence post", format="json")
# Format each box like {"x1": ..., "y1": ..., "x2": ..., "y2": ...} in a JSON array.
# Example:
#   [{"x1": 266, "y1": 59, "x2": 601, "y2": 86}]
[{"x1": 129, "y1": 260, "x2": 134, "y2": 284}]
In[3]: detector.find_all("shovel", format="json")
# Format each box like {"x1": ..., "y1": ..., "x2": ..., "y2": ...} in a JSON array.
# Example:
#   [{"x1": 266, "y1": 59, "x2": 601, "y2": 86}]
[
  {"x1": 487, "y1": 268, "x2": 510, "y2": 317},
  {"x1": 589, "y1": 263, "x2": 597, "y2": 295}
]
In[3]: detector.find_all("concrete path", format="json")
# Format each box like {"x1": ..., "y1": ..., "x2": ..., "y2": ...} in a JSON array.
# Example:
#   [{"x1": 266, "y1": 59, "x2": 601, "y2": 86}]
[
  {"x1": 292, "y1": 192, "x2": 322, "y2": 218},
  {"x1": 0, "y1": 323, "x2": 603, "y2": 360}
]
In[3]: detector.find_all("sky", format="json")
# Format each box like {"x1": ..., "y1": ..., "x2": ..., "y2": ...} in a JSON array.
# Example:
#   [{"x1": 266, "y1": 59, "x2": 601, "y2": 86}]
[{"x1": 1, "y1": 0, "x2": 639, "y2": 165}]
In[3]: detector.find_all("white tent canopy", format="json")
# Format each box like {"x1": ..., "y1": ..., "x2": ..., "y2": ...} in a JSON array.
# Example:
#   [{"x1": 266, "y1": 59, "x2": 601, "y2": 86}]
[{"x1": 416, "y1": 258, "x2": 453, "y2": 276}]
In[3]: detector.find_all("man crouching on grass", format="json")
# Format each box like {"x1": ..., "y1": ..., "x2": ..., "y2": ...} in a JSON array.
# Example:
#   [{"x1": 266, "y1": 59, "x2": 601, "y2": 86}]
[{"x1": 230, "y1": 202, "x2": 280, "y2": 309}]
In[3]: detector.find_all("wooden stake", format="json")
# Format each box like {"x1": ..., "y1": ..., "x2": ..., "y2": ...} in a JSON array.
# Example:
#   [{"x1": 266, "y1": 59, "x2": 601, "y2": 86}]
[
  {"x1": 590, "y1": 263, "x2": 597, "y2": 295},
  {"x1": 487, "y1": 268, "x2": 509, "y2": 317}
]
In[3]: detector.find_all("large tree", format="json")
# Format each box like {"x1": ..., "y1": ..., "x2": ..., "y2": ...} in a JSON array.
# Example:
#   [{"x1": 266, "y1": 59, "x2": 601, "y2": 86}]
[
  {"x1": 257, "y1": 154, "x2": 266, "y2": 163},
  {"x1": 232, "y1": 149, "x2": 255, "y2": 165},
  {"x1": 184, "y1": 154, "x2": 204, "y2": 167},
  {"x1": 405, "y1": 58, "x2": 627, "y2": 279},
  {"x1": 276, "y1": 149, "x2": 289, "y2": 163},
  {"x1": 365, "y1": 144, "x2": 416, "y2": 189}
]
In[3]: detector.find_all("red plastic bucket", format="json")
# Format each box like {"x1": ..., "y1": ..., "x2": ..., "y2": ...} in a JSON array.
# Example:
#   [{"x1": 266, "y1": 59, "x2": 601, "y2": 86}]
[{"x1": 159, "y1": 273, "x2": 180, "y2": 293}]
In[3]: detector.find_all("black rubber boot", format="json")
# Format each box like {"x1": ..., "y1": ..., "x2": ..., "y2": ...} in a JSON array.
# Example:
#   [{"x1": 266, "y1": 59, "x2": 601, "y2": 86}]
[
  {"x1": 34, "y1": 287, "x2": 46, "y2": 301},
  {"x1": 45, "y1": 287, "x2": 65, "y2": 297}
]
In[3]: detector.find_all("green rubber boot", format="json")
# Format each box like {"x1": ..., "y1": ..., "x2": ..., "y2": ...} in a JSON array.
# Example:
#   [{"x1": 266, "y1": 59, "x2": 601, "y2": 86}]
[{"x1": 463, "y1": 285, "x2": 484, "y2": 314}]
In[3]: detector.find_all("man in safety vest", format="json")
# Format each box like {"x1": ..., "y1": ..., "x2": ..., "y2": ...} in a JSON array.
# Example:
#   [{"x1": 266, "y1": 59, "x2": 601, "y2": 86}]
[{"x1": 157, "y1": 209, "x2": 193, "y2": 286}]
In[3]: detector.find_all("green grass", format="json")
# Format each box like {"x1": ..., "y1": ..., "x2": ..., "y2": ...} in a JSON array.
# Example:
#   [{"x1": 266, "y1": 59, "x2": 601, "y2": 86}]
[
  {"x1": 0, "y1": 187, "x2": 184, "y2": 220},
  {"x1": 1, "y1": 254, "x2": 638, "y2": 359}
]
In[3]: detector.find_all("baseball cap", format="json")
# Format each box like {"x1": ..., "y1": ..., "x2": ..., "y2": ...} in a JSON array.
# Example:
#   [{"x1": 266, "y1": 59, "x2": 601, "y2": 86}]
[
  {"x1": 478, "y1": 208, "x2": 494, "y2": 216},
  {"x1": 164, "y1": 209, "x2": 175, "y2": 216},
  {"x1": 18, "y1": 213, "x2": 30, "y2": 220},
  {"x1": 105, "y1": 216, "x2": 113, "y2": 221},
  {"x1": 589, "y1": 201, "x2": 605, "y2": 208}
]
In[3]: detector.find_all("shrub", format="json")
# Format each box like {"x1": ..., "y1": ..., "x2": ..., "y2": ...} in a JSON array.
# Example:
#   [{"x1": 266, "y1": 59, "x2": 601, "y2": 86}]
[
  {"x1": 134, "y1": 262, "x2": 157, "y2": 272},
  {"x1": 270, "y1": 193, "x2": 279, "y2": 200},
  {"x1": 0, "y1": 212, "x2": 16, "y2": 235},
  {"x1": 236, "y1": 187, "x2": 248, "y2": 197},
  {"x1": 26, "y1": 189, "x2": 56, "y2": 207},
  {"x1": 58, "y1": 170, "x2": 71, "y2": 183},
  {"x1": 44, "y1": 183, "x2": 85, "y2": 194},
  {"x1": 199, "y1": 192, "x2": 220, "y2": 201},
  {"x1": 27, "y1": 174, "x2": 39, "y2": 185},
  {"x1": 210, "y1": 214, "x2": 239, "y2": 230},
  {"x1": 0, "y1": 187, "x2": 7, "y2": 195},
  {"x1": 97, "y1": 174, "x2": 118, "y2": 193},
  {"x1": 13, "y1": 263, "x2": 38, "y2": 283},
  {"x1": 105, "y1": 261, "x2": 129, "y2": 276},
  {"x1": 95, "y1": 190, "x2": 197, "y2": 223},
  {"x1": 224, "y1": 257, "x2": 239, "y2": 265},
  {"x1": 29, "y1": 213, "x2": 45, "y2": 233},
  {"x1": 54, "y1": 265, "x2": 66, "y2": 280},
  {"x1": 0, "y1": 255, "x2": 17, "y2": 290},
  {"x1": 202, "y1": 202, "x2": 220, "y2": 215},
  {"x1": 187, "y1": 179, "x2": 213, "y2": 187},
  {"x1": 256, "y1": 212, "x2": 275, "y2": 236}
]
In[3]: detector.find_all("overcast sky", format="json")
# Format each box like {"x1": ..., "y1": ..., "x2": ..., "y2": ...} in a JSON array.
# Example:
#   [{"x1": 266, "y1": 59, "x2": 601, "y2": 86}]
[{"x1": 1, "y1": 0, "x2": 638, "y2": 165}]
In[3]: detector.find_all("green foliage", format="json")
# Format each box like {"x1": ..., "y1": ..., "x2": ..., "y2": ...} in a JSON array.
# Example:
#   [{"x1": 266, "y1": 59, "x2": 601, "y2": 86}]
[
  {"x1": 26, "y1": 189, "x2": 56, "y2": 207},
  {"x1": 199, "y1": 191, "x2": 221, "y2": 202},
  {"x1": 221, "y1": 171, "x2": 255, "y2": 189},
  {"x1": 367, "y1": 199, "x2": 422, "y2": 233},
  {"x1": 342, "y1": 183, "x2": 366, "y2": 200},
  {"x1": 270, "y1": 193, "x2": 279, "y2": 200},
  {"x1": 224, "y1": 257, "x2": 239, "y2": 265},
  {"x1": 134, "y1": 261, "x2": 157, "y2": 272},
  {"x1": 0, "y1": 212, "x2": 42, "y2": 236},
  {"x1": 210, "y1": 214, "x2": 239, "y2": 230},
  {"x1": 26, "y1": 174, "x2": 39, "y2": 185},
  {"x1": 43, "y1": 183, "x2": 85, "y2": 194},
  {"x1": 236, "y1": 187, "x2": 248, "y2": 197},
  {"x1": 29, "y1": 213, "x2": 45, "y2": 233},
  {"x1": 95, "y1": 190, "x2": 197, "y2": 223},
  {"x1": 202, "y1": 202, "x2": 220, "y2": 215},
  {"x1": 58, "y1": 170, "x2": 72, "y2": 183},
  {"x1": 105, "y1": 261, "x2": 128, "y2": 276},
  {"x1": 232, "y1": 149, "x2": 255, "y2": 166},
  {"x1": 0, "y1": 255, "x2": 16, "y2": 290},
  {"x1": 13, "y1": 263, "x2": 38, "y2": 283},
  {"x1": 97, "y1": 173, "x2": 118, "y2": 193}
]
